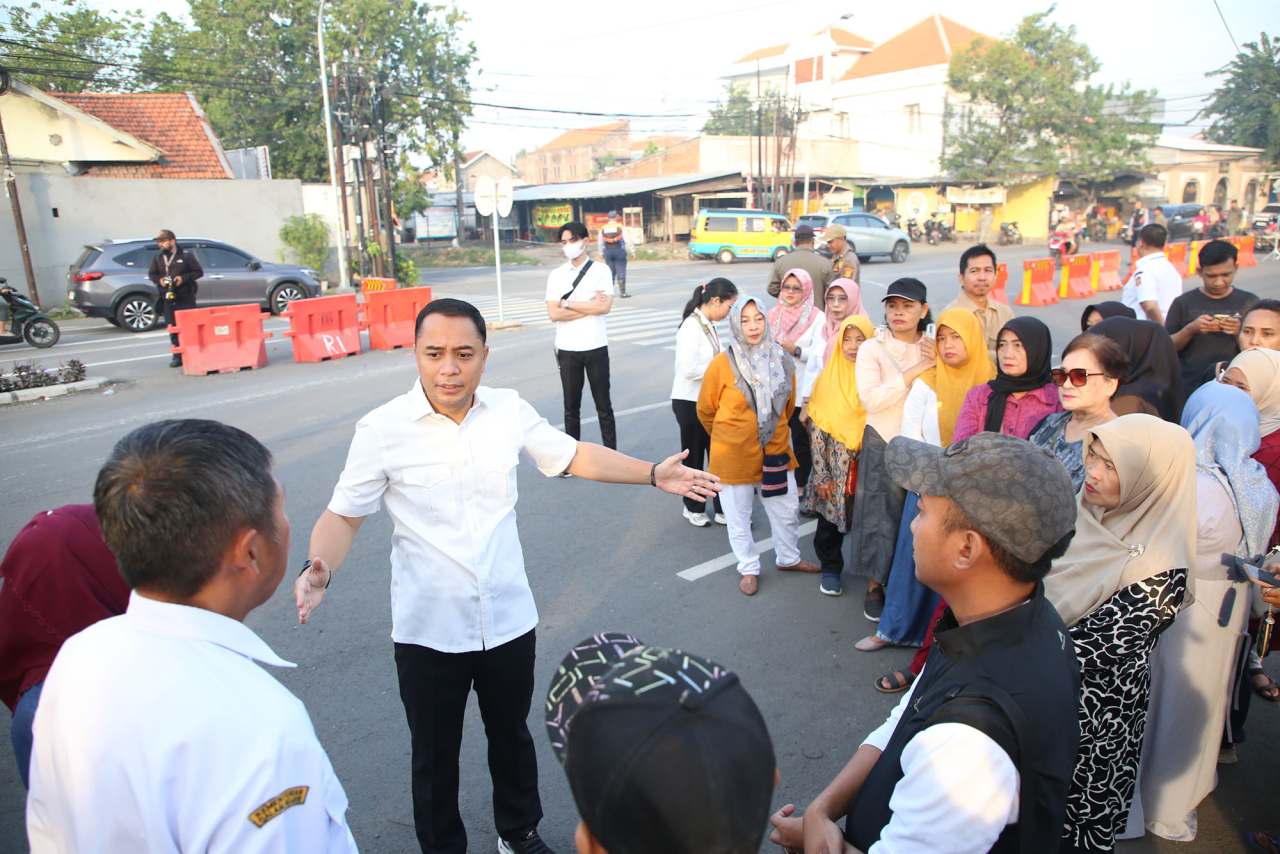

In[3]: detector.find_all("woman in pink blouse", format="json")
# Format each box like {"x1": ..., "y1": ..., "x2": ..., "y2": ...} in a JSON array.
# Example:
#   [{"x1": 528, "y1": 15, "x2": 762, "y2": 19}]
[{"x1": 953, "y1": 316, "x2": 1062, "y2": 442}]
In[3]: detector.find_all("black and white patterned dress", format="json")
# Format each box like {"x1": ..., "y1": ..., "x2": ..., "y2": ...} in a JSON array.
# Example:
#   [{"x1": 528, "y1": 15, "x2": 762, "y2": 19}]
[{"x1": 1062, "y1": 566, "x2": 1188, "y2": 853}]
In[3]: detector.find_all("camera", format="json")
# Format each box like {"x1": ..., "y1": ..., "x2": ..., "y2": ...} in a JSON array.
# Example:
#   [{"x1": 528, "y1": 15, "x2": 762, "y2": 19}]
[{"x1": 161, "y1": 276, "x2": 176, "y2": 299}]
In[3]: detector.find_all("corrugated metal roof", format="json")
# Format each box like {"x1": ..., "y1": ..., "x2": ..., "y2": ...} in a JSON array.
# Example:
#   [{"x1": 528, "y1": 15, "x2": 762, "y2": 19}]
[{"x1": 513, "y1": 171, "x2": 742, "y2": 202}]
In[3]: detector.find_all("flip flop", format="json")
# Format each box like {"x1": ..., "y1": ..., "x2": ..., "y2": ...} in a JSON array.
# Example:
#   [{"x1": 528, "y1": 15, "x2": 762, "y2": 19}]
[
  {"x1": 1247, "y1": 831, "x2": 1280, "y2": 854},
  {"x1": 1249, "y1": 665, "x2": 1280, "y2": 702},
  {"x1": 874, "y1": 669, "x2": 915, "y2": 694}
]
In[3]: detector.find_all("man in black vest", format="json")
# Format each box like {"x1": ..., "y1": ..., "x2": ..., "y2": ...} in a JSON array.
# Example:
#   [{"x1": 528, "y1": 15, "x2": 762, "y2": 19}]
[
  {"x1": 147, "y1": 230, "x2": 203, "y2": 368},
  {"x1": 770, "y1": 433, "x2": 1080, "y2": 854}
]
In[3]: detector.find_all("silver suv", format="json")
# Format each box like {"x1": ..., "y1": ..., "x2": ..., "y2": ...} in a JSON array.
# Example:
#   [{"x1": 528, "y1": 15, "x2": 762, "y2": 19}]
[
  {"x1": 794, "y1": 211, "x2": 911, "y2": 263},
  {"x1": 69, "y1": 238, "x2": 322, "y2": 332}
]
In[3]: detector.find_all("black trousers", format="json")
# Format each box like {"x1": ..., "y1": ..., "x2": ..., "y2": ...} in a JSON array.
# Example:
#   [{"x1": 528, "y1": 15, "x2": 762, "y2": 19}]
[
  {"x1": 162, "y1": 293, "x2": 196, "y2": 349},
  {"x1": 672, "y1": 398, "x2": 720, "y2": 515},
  {"x1": 394, "y1": 631, "x2": 541, "y2": 854},
  {"x1": 789, "y1": 408, "x2": 812, "y2": 491},
  {"x1": 814, "y1": 514, "x2": 846, "y2": 576},
  {"x1": 557, "y1": 346, "x2": 617, "y2": 449}
]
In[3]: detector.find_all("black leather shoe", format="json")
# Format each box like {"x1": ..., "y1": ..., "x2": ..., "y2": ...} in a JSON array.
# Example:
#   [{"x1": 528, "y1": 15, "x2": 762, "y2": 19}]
[{"x1": 169, "y1": 355, "x2": 182, "y2": 368}]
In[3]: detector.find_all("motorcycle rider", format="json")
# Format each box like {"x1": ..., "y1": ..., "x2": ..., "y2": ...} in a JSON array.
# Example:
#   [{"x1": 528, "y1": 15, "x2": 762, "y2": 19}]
[
  {"x1": 597, "y1": 210, "x2": 633, "y2": 298},
  {"x1": 148, "y1": 230, "x2": 204, "y2": 368}
]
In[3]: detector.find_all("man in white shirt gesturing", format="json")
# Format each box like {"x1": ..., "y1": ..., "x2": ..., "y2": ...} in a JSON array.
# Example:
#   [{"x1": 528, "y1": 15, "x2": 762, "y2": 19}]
[{"x1": 296, "y1": 298, "x2": 720, "y2": 854}]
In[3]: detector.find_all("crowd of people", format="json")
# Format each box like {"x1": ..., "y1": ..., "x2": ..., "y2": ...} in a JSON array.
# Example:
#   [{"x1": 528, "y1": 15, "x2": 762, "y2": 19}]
[{"x1": 2, "y1": 223, "x2": 1278, "y2": 854}]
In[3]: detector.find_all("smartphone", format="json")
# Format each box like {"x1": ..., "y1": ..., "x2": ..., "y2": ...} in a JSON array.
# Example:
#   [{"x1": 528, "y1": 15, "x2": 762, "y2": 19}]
[
  {"x1": 1244, "y1": 561, "x2": 1280, "y2": 587},
  {"x1": 1213, "y1": 314, "x2": 1231, "y2": 324},
  {"x1": 925, "y1": 323, "x2": 936, "y2": 339}
]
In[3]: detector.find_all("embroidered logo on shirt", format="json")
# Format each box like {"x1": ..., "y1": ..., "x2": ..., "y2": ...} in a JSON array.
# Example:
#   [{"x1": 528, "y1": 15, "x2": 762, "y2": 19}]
[{"x1": 248, "y1": 786, "x2": 309, "y2": 827}]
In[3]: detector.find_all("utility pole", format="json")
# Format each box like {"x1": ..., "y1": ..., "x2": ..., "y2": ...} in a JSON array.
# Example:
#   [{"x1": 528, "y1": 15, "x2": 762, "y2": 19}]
[
  {"x1": 453, "y1": 141, "x2": 464, "y2": 244},
  {"x1": 0, "y1": 71, "x2": 39, "y2": 306},
  {"x1": 317, "y1": 0, "x2": 349, "y2": 289},
  {"x1": 376, "y1": 72, "x2": 397, "y2": 282}
]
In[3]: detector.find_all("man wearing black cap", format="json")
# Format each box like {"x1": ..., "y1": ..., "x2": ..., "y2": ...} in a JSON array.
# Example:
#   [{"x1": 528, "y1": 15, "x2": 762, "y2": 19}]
[
  {"x1": 597, "y1": 211, "x2": 633, "y2": 298},
  {"x1": 772, "y1": 433, "x2": 1080, "y2": 854},
  {"x1": 768, "y1": 224, "x2": 834, "y2": 310},
  {"x1": 147, "y1": 230, "x2": 203, "y2": 368},
  {"x1": 546, "y1": 632, "x2": 777, "y2": 854}
]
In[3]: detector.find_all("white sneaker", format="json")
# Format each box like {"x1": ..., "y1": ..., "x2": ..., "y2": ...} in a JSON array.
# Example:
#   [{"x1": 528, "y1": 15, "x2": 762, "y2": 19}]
[
  {"x1": 683, "y1": 507, "x2": 711, "y2": 527},
  {"x1": 714, "y1": 513, "x2": 727, "y2": 525}
]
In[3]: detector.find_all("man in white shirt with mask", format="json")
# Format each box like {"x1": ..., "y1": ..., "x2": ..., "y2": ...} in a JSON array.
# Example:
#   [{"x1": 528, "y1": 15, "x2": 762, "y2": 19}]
[{"x1": 545, "y1": 220, "x2": 617, "y2": 455}]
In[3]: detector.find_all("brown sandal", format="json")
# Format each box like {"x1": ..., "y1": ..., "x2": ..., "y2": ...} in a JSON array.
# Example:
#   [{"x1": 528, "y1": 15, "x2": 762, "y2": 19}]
[
  {"x1": 874, "y1": 669, "x2": 916, "y2": 694},
  {"x1": 739, "y1": 575, "x2": 759, "y2": 595}
]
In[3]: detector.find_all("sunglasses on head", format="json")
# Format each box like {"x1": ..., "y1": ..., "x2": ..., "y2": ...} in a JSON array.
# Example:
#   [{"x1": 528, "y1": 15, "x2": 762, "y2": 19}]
[{"x1": 1051, "y1": 368, "x2": 1105, "y2": 387}]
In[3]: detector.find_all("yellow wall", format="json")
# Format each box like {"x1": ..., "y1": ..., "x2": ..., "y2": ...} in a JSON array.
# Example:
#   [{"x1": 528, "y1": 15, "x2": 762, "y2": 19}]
[
  {"x1": 1003, "y1": 175, "x2": 1054, "y2": 240},
  {"x1": 0, "y1": 89, "x2": 155, "y2": 165}
]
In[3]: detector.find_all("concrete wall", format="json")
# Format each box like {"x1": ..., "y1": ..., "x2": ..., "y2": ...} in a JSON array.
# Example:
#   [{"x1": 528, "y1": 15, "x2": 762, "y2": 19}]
[
  {"x1": 830, "y1": 65, "x2": 949, "y2": 180},
  {"x1": 0, "y1": 170, "x2": 307, "y2": 301},
  {"x1": 602, "y1": 135, "x2": 860, "y2": 182},
  {"x1": 1, "y1": 87, "x2": 154, "y2": 165}
]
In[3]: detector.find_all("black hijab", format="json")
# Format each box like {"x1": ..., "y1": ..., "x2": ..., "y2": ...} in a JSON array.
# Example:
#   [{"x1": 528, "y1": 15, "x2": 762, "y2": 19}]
[
  {"x1": 1080, "y1": 301, "x2": 1136, "y2": 332},
  {"x1": 1090, "y1": 316, "x2": 1185, "y2": 423},
  {"x1": 983, "y1": 316, "x2": 1054, "y2": 434}
]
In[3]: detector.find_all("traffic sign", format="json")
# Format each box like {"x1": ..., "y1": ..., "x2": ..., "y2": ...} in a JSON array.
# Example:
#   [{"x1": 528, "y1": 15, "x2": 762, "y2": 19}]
[
  {"x1": 496, "y1": 177, "x2": 514, "y2": 217},
  {"x1": 474, "y1": 175, "x2": 495, "y2": 217}
]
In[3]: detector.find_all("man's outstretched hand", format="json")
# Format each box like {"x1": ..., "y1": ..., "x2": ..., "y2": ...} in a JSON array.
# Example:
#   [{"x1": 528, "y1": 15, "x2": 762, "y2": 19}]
[
  {"x1": 295, "y1": 557, "x2": 330, "y2": 625},
  {"x1": 653, "y1": 449, "x2": 722, "y2": 502}
]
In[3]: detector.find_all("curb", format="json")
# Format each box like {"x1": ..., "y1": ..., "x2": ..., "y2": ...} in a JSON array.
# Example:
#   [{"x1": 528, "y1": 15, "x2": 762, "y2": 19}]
[{"x1": 0, "y1": 377, "x2": 109, "y2": 406}]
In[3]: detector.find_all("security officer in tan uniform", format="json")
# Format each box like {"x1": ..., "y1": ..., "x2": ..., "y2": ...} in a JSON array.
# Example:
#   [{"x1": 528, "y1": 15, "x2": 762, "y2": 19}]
[{"x1": 825, "y1": 223, "x2": 861, "y2": 285}]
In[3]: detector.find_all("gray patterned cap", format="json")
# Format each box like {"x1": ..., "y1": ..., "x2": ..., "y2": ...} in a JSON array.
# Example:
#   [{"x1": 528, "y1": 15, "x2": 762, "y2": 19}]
[{"x1": 885, "y1": 433, "x2": 1076, "y2": 562}]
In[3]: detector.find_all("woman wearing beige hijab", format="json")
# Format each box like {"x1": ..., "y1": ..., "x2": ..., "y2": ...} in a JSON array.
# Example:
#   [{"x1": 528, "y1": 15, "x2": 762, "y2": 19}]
[{"x1": 1045, "y1": 414, "x2": 1196, "y2": 854}]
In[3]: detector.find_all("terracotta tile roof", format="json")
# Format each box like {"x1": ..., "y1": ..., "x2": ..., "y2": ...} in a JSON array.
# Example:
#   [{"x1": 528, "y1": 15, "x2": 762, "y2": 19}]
[
  {"x1": 535, "y1": 121, "x2": 629, "y2": 152},
  {"x1": 461, "y1": 149, "x2": 485, "y2": 166},
  {"x1": 51, "y1": 92, "x2": 234, "y2": 178},
  {"x1": 822, "y1": 26, "x2": 874, "y2": 49},
  {"x1": 839, "y1": 14, "x2": 989, "y2": 81},
  {"x1": 734, "y1": 43, "x2": 789, "y2": 64}
]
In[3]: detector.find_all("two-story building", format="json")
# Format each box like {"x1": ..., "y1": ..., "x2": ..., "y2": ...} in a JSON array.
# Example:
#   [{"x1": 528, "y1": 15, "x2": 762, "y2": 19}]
[{"x1": 514, "y1": 121, "x2": 631, "y2": 184}]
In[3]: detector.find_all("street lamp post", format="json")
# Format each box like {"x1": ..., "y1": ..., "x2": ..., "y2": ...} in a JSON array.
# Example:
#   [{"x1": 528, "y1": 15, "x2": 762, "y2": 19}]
[{"x1": 318, "y1": 0, "x2": 349, "y2": 289}]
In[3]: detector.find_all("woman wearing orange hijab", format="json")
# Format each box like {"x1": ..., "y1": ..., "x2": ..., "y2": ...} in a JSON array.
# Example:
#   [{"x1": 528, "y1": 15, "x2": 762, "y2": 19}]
[{"x1": 858, "y1": 309, "x2": 996, "y2": 685}]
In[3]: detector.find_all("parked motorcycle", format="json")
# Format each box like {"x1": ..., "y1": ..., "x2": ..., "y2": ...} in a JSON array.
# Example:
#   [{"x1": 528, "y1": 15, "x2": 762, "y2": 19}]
[
  {"x1": 906, "y1": 218, "x2": 923, "y2": 242},
  {"x1": 0, "y1": 279, "x2": 60, "y2": 348},
  {"x1": 998, "y1": 222, "x2": 1023, "y2": 245},
  {"x1": 1118, "y1": 223, "x2": 1132, "y2": 244},
  {"x1": 923, "y1": 219, "x2": 939, "y2": 245},
  {"x1": 1048, "y1": 230, "x2": 1078, "y2": 265},
  {"x1": 934, "y1": 218, "x2": 958, "y2": 243}
]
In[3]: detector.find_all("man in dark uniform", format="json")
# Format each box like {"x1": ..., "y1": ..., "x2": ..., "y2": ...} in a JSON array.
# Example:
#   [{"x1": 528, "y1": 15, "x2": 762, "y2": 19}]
[
  {"x1": 147, "y1": 230, "x2": 203, "y2": 368},
  {"x1": 596, "y1": 211, "x2": 632, "y2": 298},
  {"x1": 771, "y1": 433, "x2": 1080, "y2": 854}
]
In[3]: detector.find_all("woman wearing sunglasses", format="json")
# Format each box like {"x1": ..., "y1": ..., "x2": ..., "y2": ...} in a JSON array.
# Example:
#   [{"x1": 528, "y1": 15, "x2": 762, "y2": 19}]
[{"x1": 1030, "y1": 334, "x2": 1131, "y2": 490}]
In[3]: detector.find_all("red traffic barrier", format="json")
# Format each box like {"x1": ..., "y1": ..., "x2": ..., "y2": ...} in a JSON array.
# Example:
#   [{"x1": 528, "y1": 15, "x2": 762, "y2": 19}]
[
  {"x1": 1239, "y1": 235, "x2": 1259, "y2": 269},
  {"x1": 360, "y1": 277, "x2": 397, "y2": 297},
  {"x1": 282, "y1": 294, "x2": 362, "y2": 363},
  {"x1": 1059, "y1": 254, "x2": 1095, "y2": 299},
  {"x1": 1091, "y1": 250, "x2": 1123, "y2": 292},
  {"x1": 1015, "y1": 258, "x2": 1059, "y2": 307},
  {"x1": 361, "y1": 286, "x2": 434, "y2": 350},
  {"x1": 1164, "y1": 242, "x2": 1190, "y2": 278},
  {"x1": 990, "y1": 262, "x2": 1009, "y2": 305},
  {"x1": 169, "y1": 304, "x2": 272, "y2": 376}
]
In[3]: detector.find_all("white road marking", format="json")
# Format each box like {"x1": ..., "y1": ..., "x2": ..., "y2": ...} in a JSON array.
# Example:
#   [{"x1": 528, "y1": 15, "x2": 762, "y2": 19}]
[
  {"x1": 552, "y1": 400, "x2": 668, "y2": 430},
  {"x1": 678, "y1": 520, "x2": 819, "y2": 580}
]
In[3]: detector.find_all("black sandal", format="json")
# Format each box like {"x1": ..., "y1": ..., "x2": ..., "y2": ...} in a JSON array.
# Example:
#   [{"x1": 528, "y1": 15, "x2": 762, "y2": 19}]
[
  {"x1": 1249, "y1": 664, "x2": 1280, "y2": 702},
  {"x1": 874, "y1": 669, "x2": 915, "y2": 694}
]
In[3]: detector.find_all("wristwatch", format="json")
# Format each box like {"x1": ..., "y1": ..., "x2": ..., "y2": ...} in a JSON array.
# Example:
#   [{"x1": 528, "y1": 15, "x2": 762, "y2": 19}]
[
  {"x1": 792, "y1": 346, "x2": 801, "y2": 358},
  {"x1": 299, "y1": 559, "x2": 332, "y2": 589}
]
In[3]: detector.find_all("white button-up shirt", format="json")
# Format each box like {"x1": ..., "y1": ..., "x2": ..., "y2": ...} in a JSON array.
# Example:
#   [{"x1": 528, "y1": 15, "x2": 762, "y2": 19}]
[
  {"x1": 328, "y1": 381, "x2": 579, "y2": 653},
  {"x1": 544, "y1": 258, "x2": 615, "y2": 352},
  {"x1": 1122, "y1": 251, "x2": 1184, "y2": 318},
  {"x1": 27, "y1": 593, "x2": 357, "y2": 854}
]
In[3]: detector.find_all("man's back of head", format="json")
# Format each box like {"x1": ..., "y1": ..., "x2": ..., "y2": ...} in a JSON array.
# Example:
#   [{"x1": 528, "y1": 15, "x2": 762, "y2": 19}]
[
  {"x1": 546, "y1": 633, "x2": 776, "y2": 854},
  {"x1": 1138, "y1": 223, "x2": 1168, "y2": 251}
]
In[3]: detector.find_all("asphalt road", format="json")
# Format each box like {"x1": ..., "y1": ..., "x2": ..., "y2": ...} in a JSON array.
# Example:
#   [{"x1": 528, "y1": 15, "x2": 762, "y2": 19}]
[{"x1": 1, "y1": 241, "x2": 1277, "y2": 852}]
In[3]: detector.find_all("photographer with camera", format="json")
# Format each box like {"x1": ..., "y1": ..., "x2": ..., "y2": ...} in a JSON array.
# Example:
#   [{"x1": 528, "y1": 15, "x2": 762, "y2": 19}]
[{"x1": 148, "y1": 230, "x2": 203, "y2": 368}]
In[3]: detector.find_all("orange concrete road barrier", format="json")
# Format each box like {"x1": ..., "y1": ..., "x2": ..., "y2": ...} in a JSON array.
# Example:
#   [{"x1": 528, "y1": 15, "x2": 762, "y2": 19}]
[
  {"x1": 1091, "y1": 251, "x2": 1123, "y2": 292},
  {"x1": 360, "y1": 277, "x2": 397, "y2": 296},
  {"x1": 991, "y1": 263, "x2": 1009, "y2": 304},
  {"x1": 1016, "y1": 258, "x2": 1059, "y2": 307},
  {"x1": 1059, "y1": 254, "x2": 1095, "y2": 299},
  {"x1": 169, "y1": 304, "x2": 272, "y2": 376},
  {"x1": 1165, "y1": 243, "x2": 1190, "y2": 278},
  {"x1": 1239, "y1": 235, "x2": 1259, "y2": 268},
  {"x1": 361, "y1": 286, "x2": 434, "y2": 350},
  {"x1": 283, "y1": 294, "x2": 362, "y2": 363}
]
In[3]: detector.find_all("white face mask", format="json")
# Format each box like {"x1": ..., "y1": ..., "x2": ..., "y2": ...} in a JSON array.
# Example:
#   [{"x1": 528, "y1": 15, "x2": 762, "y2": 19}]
[{"x1": 563, "y1": 240, "x2": 584, "y2": 260}]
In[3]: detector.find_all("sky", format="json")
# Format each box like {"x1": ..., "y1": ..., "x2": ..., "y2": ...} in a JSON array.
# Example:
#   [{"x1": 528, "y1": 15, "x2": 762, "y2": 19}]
[{"x1": 82, "y1": 0, "x2": 1280, "y2": 165}]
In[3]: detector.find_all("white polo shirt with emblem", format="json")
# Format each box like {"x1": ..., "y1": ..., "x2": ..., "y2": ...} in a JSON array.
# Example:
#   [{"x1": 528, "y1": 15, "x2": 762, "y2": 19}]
[
  {"x1": 327, "y1": 381, "x2": 579, "y2": 653},
  {"x1": 26, "y1": 592, "x2": 357, "y2": 853}
]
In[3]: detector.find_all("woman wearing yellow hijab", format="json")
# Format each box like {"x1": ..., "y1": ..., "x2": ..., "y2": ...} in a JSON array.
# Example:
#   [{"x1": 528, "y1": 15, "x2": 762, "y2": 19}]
[
  {"x1": 858, "y1": 308, "x2": 996, "y2": 681},
  {"x1": 804, "y1": 315, "x2": 876, "y2": 597}
]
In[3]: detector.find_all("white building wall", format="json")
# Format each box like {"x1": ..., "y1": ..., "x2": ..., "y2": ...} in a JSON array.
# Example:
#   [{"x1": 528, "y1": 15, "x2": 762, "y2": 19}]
[{"x1": 829, "y1": 65, "x2": 951, "y2": 179}]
